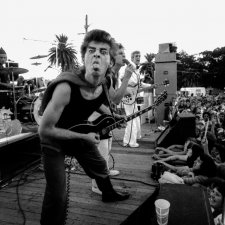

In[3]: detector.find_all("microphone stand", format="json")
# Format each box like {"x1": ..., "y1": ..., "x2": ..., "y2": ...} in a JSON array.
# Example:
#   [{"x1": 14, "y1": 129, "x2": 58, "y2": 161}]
[
  {"x1": 11, "y1": 70, "x2": 17, "y2": 119},
  {"x1": 6, "y1": 61, "x2": 17, "y2": 120}
]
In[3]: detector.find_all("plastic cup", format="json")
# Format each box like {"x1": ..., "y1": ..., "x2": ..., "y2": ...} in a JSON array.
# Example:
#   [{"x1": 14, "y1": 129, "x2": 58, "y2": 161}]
[{"x1": 154, "y1": 199, "x2": 170, "y2": 225}]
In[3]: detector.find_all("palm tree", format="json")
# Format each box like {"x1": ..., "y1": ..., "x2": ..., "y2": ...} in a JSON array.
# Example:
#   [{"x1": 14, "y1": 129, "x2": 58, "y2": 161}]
[
  {"x1": 139, "y1": 53, "x2": 156, "y2": 123},
  {"x1": 140, "y1": 53, "x2": 155, "y2": 84},
  {"x1": 48, "y1": 34, "x2": 79, "y2": 72}
]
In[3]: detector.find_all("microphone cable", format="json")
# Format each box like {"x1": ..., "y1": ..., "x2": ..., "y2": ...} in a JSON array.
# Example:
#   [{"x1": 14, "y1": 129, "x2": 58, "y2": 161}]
[{"x1": 64, "y1": 156, "x2": 73, "y2": 225}]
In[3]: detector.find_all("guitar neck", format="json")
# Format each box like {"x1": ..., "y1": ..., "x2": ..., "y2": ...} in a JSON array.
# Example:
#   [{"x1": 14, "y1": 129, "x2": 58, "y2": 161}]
[
  {"x1": 102, "y1": 91, "x2": 167, "y2": 134},
  {"x1": 126, "y1": 105, "x2": 153, "y2": 123},
  {"x1": 102, "y1": 104, "x2": 154, "y2": 135}
]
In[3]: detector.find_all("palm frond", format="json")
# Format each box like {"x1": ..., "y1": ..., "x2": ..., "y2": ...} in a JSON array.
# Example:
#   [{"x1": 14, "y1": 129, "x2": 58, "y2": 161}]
[{"x1": 47, "y1": 34, "x2": 79, "y2": 71}]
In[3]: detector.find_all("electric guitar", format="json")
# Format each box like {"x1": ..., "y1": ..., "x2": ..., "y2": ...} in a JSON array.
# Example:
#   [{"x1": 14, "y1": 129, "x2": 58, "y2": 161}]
[
  {"x1": 69, "y1": 91, "x2": 167, "y2": 137},
  {"x1": 122, "y1": 79, "x2": 169, "y2": 105}
]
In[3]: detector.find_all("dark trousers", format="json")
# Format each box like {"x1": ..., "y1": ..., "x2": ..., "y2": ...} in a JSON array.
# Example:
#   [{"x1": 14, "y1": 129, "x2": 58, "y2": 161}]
[{"x1": 40, "y1": 140, "x2": 108, "y2": 225}]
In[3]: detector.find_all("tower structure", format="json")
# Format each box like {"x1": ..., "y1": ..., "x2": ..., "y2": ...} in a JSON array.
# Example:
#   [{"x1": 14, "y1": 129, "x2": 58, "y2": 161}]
[{"x1": 154, "y1": 43, "x2": 178, "y2": 125}]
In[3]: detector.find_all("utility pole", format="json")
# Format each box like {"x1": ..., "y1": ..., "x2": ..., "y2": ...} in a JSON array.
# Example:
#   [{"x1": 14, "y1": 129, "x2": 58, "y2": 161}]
[
  {"x1": 84, "y1": 14, "x2": 89, "y2": 34},
  {"x1": 78, "y1": 15, "x2": 90, "y2": 35}
]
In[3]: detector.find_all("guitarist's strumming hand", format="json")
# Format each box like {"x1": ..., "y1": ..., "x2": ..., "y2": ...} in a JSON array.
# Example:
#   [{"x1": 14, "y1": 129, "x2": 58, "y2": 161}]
[{"x1": 85, "y1": 132, "x2": 100, "y2": 145}]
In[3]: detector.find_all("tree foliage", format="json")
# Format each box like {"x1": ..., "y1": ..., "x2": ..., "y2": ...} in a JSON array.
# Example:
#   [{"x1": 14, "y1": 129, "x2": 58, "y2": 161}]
[
  {"x1": 48, "y1": 34, "x2": 79, "y2": 72},
  {"x1": 140, "y1": 53, "x2": 155, "y2": 84},
  {"x1": 143, "y1": 46, "x2": 225, "y2": 90}
]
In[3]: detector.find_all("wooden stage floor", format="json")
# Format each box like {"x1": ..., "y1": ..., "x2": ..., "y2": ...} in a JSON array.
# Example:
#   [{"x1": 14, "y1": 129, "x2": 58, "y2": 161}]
[{"x1": 0, "y1": 122, "x2": 161, "y2": 225}]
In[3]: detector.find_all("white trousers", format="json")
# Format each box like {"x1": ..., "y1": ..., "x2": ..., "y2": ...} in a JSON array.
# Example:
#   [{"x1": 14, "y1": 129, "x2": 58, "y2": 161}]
[
  {"x1": 97, "y1": 137, "x2": 112, "y2": 169},
  {"x1": 92, "y1": 137, "x2": 112, "y2": 188},
  {"x1": 143, "y1": 92, "x2": 153, "y2": 120},
  {"x1": 123, "y1": 103, "x2": 141, "y2": 145}
]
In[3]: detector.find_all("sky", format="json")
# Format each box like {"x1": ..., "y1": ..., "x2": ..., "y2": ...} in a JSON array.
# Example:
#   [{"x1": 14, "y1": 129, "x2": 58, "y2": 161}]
[{"x1": 1, "y1": 0, "x2": 225, "y2": 80}]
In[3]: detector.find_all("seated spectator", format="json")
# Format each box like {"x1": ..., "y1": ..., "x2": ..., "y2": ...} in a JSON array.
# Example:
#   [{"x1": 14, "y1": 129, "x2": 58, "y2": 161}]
[
  {"x1": 185, "y1": 99, "x2": 191, "y2": 110},
  {"x1": 153, "y1": 138, "x2": 193, "y2": 159},
  {"x1": 205, "y1": 128, "x2": 225, "y2": 163},
  {"x1": 206, "y1": 178, "x2": 225, "y2": 223},
  {"x1": 177, "y1": 99, "x2": 185, "y2": 113},
  {"x1": 218, "y1": 112, "x2": 225, "y2": 129},
  {"x1": 153, "y1": 143, "x2": 203, "y2": 167},
  {"x1": 156, "y1": 153, "x2": 218, "y2": 186},
  {"x1": 153, "y1": 148, "x2": 193, "y2": 165},
  {"x1": 190, "y1": 102, "x2": 197, "y2": 114}
]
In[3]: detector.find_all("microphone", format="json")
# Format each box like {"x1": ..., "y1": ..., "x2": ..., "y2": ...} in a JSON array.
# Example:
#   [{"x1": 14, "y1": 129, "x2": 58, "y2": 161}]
[
  {"x1": 123, "y1": 59, "x2": 131, "y2": 65},
  {"x1": 123, "y1": 59, "x2": 138, "y2": 76}
]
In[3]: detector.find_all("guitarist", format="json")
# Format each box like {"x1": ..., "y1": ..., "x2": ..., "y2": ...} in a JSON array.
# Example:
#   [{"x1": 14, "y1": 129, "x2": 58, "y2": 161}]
[
  {"x1": 39, "y1": 29, "x2": 130, "y2": 225},
  {"x1": 122, "y1": 50, "x2": 158, "y2": 148}
]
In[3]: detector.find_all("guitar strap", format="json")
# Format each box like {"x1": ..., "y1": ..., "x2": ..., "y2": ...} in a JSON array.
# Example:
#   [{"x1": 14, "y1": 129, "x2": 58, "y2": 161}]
[{"x1": 102, "y1": 78, "x2": 115, "y2": 116}]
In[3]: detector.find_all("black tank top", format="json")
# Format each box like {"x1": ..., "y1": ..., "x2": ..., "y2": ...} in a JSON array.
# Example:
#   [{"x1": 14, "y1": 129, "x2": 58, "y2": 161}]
[{"x1": 57, "y1": 82, "x2": 109, "y2": 129}]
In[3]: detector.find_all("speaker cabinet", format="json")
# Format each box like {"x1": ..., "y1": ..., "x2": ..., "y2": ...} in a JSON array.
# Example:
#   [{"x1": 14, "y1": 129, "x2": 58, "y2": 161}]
[
  {"x1": 156, "y1": 113, "x2": 196, "y2": 147},
  {"x1": 121, "y1": 184, "x2": 214, "y2": 225}
]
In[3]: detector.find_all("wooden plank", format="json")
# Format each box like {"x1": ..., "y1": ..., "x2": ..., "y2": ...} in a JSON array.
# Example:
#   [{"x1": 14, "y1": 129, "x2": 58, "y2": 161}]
[{"x1": 0, "y1": 132, "x2": 35, "y2": 148}]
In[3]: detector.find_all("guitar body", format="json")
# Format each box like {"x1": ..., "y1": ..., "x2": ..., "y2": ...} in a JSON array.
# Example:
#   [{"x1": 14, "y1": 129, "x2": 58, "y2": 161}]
[
  {"x1": 122, "y1": 86, "x2": 139, "y2": 105},
  {"x1": 67, "y1": 91, "x2": 167, "y2": 145},
  {"x1": 69, "y1": 114, "x2": 116, "y2": 138},
  {"x1": 122, "y1": 79, "x2": 169, "y2": 105}
]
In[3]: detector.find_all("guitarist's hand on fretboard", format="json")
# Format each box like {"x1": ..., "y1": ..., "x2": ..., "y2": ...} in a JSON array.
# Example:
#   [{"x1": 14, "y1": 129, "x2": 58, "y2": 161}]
[{"x1": 112, "y1": 113, "x2": 126, "y2": 128}]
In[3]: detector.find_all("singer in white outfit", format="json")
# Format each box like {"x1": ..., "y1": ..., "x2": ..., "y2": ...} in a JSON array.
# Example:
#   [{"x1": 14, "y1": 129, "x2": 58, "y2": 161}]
[{"x1": 122, "y1": 51, "x2": 157, "y2": 148}]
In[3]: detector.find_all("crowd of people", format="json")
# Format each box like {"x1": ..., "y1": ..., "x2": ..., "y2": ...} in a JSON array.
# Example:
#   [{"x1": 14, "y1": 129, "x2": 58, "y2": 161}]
[{"x1": 153, "y1": 93, "x2": 225, "y2": 224}]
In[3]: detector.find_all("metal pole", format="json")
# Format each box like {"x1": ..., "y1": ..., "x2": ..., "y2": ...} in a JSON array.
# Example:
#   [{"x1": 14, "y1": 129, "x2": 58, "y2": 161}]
[
  {"x1": 56, "y1": 44, "x2": 58, "y2": 67},
  {"x1": 84, "y1": 14, "x2": 89, "y2": 34},
  {"x1": 11, "y1": 71, "x2": 17, "y2": 119}
]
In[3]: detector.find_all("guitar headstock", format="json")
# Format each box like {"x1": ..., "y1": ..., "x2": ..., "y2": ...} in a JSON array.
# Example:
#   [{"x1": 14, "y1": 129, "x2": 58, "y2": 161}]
[{"x1": 155, "y1": 91, "x2": 168, "y2": 106}]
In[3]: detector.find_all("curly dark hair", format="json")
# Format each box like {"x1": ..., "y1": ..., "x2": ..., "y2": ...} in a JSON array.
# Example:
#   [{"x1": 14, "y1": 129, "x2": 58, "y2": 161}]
[
  {"x1": 194, "y1": 153, "x2": 217, "y2": 177},
  {"x1": 211, "y1": 178, "x2": 225, "y2": 198},
  {"x1": 186, "y1": 144, "x2": 204, "y2": 167},
  {"x1": 80, "y1": 29, "x2": 117, "y2": 65},
  {"x1": 203, "y1": 111, "x2": 211, "y2": 120}
]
